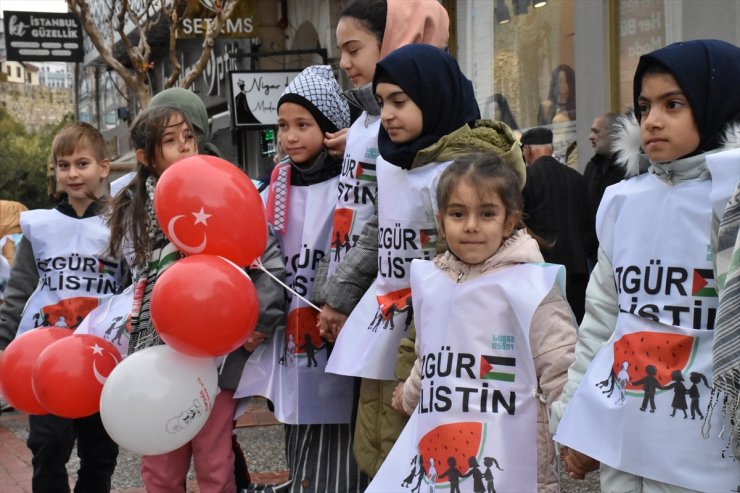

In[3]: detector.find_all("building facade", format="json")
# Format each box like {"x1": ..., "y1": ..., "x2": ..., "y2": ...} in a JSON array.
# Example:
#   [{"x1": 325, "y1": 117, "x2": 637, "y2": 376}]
[{"x1": 75, "y1": 0, "x2": 740, "y2": 177}]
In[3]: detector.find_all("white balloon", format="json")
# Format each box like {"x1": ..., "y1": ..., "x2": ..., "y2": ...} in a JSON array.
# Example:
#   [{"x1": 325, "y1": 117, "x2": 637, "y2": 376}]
[{"x1": 99, "y1": 345, "x2": 219, "y2": 455}]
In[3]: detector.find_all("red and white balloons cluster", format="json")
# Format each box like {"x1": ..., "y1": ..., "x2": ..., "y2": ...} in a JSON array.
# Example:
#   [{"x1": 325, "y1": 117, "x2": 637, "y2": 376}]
[
  {"x1": 149, "y1": 155, "x2": 265, "y2": 358},
  {"x1": 0, "y1": 328, "x2": 120, "y2": 418},
  {"x1": 0, "y1": 156, "x2": 267, "y2": 456},
  {"x1": 102, "y1": 156, "x2": 265, "y2": 455}
]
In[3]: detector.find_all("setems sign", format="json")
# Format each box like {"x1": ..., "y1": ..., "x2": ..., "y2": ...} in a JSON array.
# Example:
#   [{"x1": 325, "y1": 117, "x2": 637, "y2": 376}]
[{"x1": 3, "y1": 11, "x2": 83, "y2": 62}]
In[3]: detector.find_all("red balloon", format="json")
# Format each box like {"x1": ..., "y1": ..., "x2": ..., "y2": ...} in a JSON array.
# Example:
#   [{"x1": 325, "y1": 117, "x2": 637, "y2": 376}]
[
  {"x1": 32, "y1": 334, "x2": 121, "y2": 419},
  {"x1": 150, "y1": 255, "x2": 260, "y2": 357},
  {"x1": 0, "y1": 327, "x2": 71, "y2": 414},
  {"x1": 154, "y1": 155, "x2": 267, "y2": 267}
]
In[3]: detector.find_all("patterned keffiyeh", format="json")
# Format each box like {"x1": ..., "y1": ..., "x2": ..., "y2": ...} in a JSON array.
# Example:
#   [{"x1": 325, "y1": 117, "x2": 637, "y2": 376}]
[
  {"x1": 128, "y1": 175, "x2": 182, "y2": 354},
  {"x1": 707, "y1": 180, "x2": 740, "y2": 456}
]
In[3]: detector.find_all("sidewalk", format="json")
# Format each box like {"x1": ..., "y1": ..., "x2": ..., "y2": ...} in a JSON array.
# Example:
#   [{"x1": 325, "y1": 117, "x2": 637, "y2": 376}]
[{"x1": 0, "y1": 398, "x2": 288, "y2": 493}]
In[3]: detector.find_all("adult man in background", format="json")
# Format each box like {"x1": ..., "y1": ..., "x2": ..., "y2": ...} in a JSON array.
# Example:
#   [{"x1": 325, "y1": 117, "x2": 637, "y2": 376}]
[
  {"x1": 521, "y1": 127, "x2": 596, "y2": 323},
  {"x1": 584, "y1": 113, "x2": 626, "y2": 229}
]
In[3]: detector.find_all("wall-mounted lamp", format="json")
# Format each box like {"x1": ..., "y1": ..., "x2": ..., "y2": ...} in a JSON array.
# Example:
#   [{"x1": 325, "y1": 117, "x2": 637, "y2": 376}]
[
  {"x1": 533, "y1": 0, "x2": 547, "y2": 7},
  {"x1": 495, "y1": 0, "x2": 511, "y2": 24}
]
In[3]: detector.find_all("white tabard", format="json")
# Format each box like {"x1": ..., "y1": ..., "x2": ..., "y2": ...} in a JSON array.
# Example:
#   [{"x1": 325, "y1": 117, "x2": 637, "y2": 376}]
[
  {"x1": 554, "y1": 171, "x2": 740, "y2": 491},
  {"x1": 327, "y1": 158, "x2": 451, "y2": 379},
  {"x1": 17, "y1": 209, "x2": 123, "y2": 337},
  {"x1": 326, "y1": 114, "x2": 380, "y2": 277},
  {"x1": 236, "y1": 176, "x2": 355, "y2": 424},
  {"x1": 367, "y1": 260, "x2": 561, "y2": 493},
  {"x1": 74, "y1": 284, "x2": 134, "y2": 358}
]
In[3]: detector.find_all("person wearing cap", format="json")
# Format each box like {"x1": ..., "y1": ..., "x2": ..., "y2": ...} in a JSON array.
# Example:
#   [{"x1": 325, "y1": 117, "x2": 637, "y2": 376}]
[
  {"x1": 234, "y1": 65, "x2": 366, "y2": 492},
  {"x1": 520, "y1": 127, "x2": 595, "y2": 323}
]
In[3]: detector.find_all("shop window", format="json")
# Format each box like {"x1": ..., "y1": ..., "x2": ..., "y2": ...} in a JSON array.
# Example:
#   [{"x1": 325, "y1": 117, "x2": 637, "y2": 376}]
[
  {"x1": 493, "y1": 0, "x2": 575, "y2": 158},
  {"x1": 617, "y1": 0, "x2": 668, "y2": 113}
]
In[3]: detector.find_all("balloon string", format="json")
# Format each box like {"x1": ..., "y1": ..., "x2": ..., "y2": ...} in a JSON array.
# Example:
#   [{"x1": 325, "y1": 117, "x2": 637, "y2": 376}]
[
  {"x1": 218, "y1": 353, "x2": 227, "y2": 375},
  {"x1": 254, "y1": 259, "x2": 321, "y2": 312}
]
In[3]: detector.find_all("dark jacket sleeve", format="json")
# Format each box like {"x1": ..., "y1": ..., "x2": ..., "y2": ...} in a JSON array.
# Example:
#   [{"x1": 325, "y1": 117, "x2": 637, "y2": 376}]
[
  {"x1": 218, "y1": 231, "x2": 287, "y2": 390},
  {"x1": 0, "y1": 237, "x2": 38, "y2": 349},
  {"x1": 322, "y1": 210, "x2": 379, "y2": 315},
  {"x1": 250, "y1": 231, "x2": 287, "y2": 338}
]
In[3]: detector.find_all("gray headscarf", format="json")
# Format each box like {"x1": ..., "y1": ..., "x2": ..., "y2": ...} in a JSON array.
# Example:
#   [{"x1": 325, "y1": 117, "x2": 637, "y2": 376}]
[{"x1": 149, "y1": 87, "x2": 223, "y2": 157}]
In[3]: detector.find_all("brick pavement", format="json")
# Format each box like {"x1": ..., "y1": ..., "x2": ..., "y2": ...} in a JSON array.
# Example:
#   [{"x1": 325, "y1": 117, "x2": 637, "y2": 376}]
[{"x1": 0, "y1": 399, "x2": 288, "y2": 493}]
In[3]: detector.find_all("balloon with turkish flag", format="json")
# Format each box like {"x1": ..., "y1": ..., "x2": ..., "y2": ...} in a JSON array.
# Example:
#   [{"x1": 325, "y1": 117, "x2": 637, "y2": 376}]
[
  {"x1": 150, "y1": 255, "x2": 260, "y2": 357},
  {"x1": 0, "y1": 327, "x2": 71, "y2": 415},
  {"x1": 32, "y1": 334, "x2": 121, "y2": 419},
  {"x1": 154, "y1": 155, "x2": 267, "y2": 267}
]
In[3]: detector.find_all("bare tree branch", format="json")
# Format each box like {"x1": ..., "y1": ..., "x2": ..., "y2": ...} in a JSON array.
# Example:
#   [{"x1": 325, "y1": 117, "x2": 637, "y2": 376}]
[
  {"x1": 66, "y1": 0, "x2": 150, "y2": 107},
  {"x1": 180, "y1": 0, "x2": 239, "y2": 88},
  {"x1": 67, "y1": 0, "x2": 241, "y2": 111}
]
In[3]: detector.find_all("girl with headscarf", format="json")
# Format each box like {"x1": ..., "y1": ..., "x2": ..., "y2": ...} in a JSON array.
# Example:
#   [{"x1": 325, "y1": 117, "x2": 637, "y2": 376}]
[
  {"x1": 551, "y1": 39, "x2": 740, "y2": 492},
  {"x1": 325, "y1": 44, "x2": 526, "y2": 477}
]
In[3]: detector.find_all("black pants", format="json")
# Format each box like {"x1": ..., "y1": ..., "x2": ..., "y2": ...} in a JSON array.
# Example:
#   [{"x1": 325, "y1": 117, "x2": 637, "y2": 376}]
[
  {"x1": 566, "y1": 273, "x2": 588, "y2": 325},
  {"x1": 27, "y1": 413, "x2": 118, "y2": 493}
]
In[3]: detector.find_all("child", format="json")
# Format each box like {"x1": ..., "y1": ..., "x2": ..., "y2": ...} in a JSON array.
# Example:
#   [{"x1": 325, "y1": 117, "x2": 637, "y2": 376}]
[
  {"x1": 323, "y1": 43, "x2": 527, "y2": 476},
  {"x1": 107, "y1": 105, "x2": 285, "y2": 493},
  {"x1": 0, "y1": 122, "x2": 124, "y2": 492},
  {"x1": 366, "y1": 153, "x2": 576, "y2": 492},
  {"x1": 552, "y1": 39, "x2": 740, "y2": 491},
  {"x1": 234, "y1": 66, "x2": 364, "y2": 492},
  {"x1": 317, "y1": 0, "x2": 450, "y2": 477},
  {"x1": 317, "y1": 0, "x2": 449, "y2": 332}
]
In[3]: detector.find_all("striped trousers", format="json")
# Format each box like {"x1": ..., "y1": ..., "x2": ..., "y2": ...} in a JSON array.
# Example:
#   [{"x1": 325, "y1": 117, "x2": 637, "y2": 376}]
[{"x1": 250, "y1": 423, "x2": 368, "y2": 493}]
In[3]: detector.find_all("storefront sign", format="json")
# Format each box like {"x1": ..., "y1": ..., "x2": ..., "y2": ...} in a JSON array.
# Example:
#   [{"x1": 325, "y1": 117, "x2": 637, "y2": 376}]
[
  {"x1": 618, "y1": 0, "x2": 665, "y2": 111},
  {"x1": 177, "y1": 0, "x2": 258, "y2": 39},
  {"x1": 229, "y1": 70, "x2": 301, "y2": 127},
  {"x1": 3, "y1": 11, "x2": 83, "y2": 62}
]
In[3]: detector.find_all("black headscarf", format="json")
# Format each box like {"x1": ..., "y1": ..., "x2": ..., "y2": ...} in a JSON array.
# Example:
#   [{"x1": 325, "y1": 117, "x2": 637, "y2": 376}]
[
  {"x1": 373, "y1": 44, "x2": 479, "y2": 169},
  {"x1": 633, "y1": 39, "x2": 740, "y2": 153}
]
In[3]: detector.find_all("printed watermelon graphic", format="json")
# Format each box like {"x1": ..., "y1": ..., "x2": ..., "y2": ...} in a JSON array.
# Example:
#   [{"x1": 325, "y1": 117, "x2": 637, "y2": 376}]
[
  {"x1": 285, "y1": 307, "x2": 321, "y2": 354},
  {"x1": 376, "y1": 287, "x2": 411, "y2": 319},
  {"x1": 330, "y1": 208, "x2": 355, "y2": 250},
  {"x1": 612, "y1": 331, "x2": 698, "y2": 392},
  {"x1": 417, "y1": 422, "x2": 486, "y2": 484},
  {"x1": 42, "y1": 297, "x2": 99, "y2": 328}
]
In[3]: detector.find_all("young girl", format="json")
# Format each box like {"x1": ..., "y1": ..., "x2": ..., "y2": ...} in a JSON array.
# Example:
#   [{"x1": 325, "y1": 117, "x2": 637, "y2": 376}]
[
  {"x1": 366, "y1": 153, "x2": 576, "y2": 492},
  {"x1": 324, "y1": 43, "x2": 527, "y2": 476},
  {"x1": 317, "y1": 0, "x2": 449, "y2": 333},
  {"x1": 0, "y1": 122, "x2": 123, "y2": 492},
  {"x1": 316, "y1": 0, "x2": 450, "y2": 477},
  {"x1": 553, "y1": 39, "x2": 740, "y2": 492},
  {"x1": 235, "y1": 66, "x2": 365, "y2": 492},
  {"x1": 108, "y1": 105, "x2": 286, "y2": 493}
]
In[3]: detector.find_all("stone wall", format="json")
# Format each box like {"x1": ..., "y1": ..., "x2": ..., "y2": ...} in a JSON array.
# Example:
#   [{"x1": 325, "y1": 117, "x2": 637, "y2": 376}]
[{"x1": 0, "y1": 81, "x2": 73, "y2": 132}]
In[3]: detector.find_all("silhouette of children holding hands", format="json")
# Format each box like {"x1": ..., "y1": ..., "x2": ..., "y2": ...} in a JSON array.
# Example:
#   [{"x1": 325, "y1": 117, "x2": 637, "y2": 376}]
[
  {"x1": 410, "y1": 454, "x2": 427, "y2": 493},
  {"x1": 438, "y1": 457, "x2": 463, "y2": 493},
  {"x1": 631, "y1": 364, "x2": 662, "y2": 413},
  {"x1": 463, "y1": 457, "x2": 485, "y2": 493},
  {"x1": 298, "y1": 333, "x2": 325, "y2": 367},
  {"x1": 483, "y1": 456, "x2": 503, "y2": 493},
  {"x1": 663, "y1": 370, "x2": 688, "y2": 418},
  {"x1": 401, "y1": 454, "x2": 418, "y2": 488},
  {"x1": 688, "y1": 372, "x2": 710, "y2": 420}
]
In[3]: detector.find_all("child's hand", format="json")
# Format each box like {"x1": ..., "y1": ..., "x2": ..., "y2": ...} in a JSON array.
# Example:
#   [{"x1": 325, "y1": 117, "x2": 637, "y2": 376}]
[
  {"x1": 560, "y1": 446, "x2": 599, "y2": 480},
  {"x1": 324, "y1": 129, "x2": 348, "y2": 159},
  {"x1": 317, "y1": 304, "x2": 348, "y2": 343},
  {"x1": 391, "y1": 381, "x2": 409, "y2": 416},
  {"x1": 243, "y1": 331, "x2": 268, "y2": 352}
]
